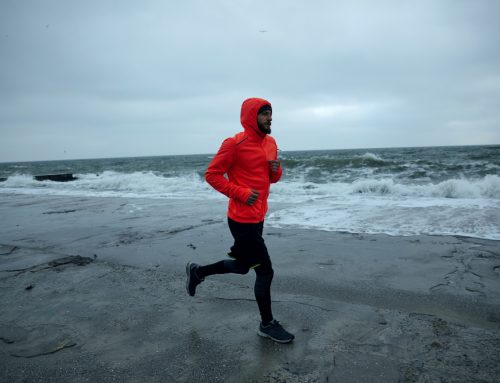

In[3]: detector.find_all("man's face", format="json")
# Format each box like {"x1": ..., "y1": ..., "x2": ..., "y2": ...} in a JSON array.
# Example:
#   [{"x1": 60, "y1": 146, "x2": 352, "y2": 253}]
[{"x1": 257, "y1": 110, "x2": 272, "y2": 134}]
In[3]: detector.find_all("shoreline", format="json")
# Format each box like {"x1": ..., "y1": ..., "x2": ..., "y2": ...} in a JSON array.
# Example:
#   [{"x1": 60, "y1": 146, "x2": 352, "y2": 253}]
[{"x1": 1, "y1": 194, "x2": 499, "y2": 382}]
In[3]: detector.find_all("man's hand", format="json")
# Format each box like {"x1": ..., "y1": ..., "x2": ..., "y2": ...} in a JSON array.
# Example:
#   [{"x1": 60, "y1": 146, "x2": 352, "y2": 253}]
[
  {"x1": 246, "y1": 189, "x2": 260, "y2": 206},
  {"x1": 268, "y1": 160, "x2": 280, "y2": 172}
]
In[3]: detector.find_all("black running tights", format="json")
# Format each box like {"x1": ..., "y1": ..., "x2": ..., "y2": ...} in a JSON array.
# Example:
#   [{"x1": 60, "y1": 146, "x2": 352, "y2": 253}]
[
  {"x1": 196, "y1": 219, "x2": 274, "y2": 324},
  {"x1": 197, "y1": 259, "x2": 274, "y2": 324}
]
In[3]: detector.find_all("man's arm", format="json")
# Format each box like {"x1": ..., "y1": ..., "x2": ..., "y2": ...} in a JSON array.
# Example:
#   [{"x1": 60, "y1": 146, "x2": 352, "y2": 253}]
[
  {"x1": 205, "y1": 138, "x2": 253, "y2": 203},
  {"x1": 266, "y1": 138, "x2": 282, "y2": 183}
]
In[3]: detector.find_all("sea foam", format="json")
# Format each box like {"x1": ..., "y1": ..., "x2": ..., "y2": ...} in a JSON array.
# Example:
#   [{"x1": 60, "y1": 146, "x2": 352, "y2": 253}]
[{"x1": 1, "y1": 170, "x2": 499, "y2": 240}]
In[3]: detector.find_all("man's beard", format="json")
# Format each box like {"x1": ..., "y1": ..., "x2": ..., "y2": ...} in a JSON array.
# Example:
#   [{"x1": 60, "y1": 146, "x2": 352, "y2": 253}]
[{"x1": 258, "y1": 123, "x2": 271, "y2": 135}]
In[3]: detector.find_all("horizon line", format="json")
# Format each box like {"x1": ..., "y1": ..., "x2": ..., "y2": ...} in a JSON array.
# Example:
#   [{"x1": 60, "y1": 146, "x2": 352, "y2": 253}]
[{"x1": 0, "y1": 143, "x2": 498, "y2": 164}]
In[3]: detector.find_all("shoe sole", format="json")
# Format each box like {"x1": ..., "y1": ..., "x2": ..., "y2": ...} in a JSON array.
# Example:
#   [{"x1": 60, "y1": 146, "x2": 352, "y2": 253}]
[
  {"x1": 257, "y1": 330, "x2": 294, "y2": 343},
  {"x1": 186, "y1": 262, "x2": 194, "y2": 296}
]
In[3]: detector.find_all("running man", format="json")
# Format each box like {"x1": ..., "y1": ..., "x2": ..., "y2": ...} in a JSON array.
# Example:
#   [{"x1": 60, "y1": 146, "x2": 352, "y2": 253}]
[{"x1": 186, "y1": 97, "x2": 294, "y2": 343}]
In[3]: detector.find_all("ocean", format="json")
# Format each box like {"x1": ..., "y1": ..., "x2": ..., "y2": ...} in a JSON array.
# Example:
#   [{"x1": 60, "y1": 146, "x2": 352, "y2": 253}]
[{"x1": 1, "y1": 145, "x2": 499, "y2": 240}]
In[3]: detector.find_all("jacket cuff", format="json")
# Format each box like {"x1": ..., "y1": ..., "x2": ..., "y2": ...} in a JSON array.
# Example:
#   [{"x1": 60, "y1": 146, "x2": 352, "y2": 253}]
[{"x1": 235, "y1": 187, "x2": 252, "y2": 203}]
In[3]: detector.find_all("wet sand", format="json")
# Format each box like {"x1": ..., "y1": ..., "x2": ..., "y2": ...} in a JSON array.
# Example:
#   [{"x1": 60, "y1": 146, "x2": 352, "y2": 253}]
[{"x1": 0, "y1": 194, "x2": 499, "y2": 382}]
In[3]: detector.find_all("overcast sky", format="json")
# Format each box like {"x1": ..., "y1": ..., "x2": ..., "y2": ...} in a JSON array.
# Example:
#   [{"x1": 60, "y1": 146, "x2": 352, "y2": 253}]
[{"x1": 1, "y1": 0, "x2": 499, "y2": 162}]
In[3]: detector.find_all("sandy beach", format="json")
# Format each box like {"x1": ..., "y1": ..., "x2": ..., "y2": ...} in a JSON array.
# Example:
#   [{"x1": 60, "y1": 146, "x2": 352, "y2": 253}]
[{"x1": 0, "y1": 193, "x2": 499, "y2": 382}]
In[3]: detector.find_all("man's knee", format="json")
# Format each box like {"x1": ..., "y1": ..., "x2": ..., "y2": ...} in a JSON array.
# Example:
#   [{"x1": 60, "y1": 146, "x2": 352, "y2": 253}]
[
  {"x1": 254, "y1": 264, "x2": 274, "y2": 278},
  {"x1": 254, "y1": 268, "x2": 274, "y2": 295}
]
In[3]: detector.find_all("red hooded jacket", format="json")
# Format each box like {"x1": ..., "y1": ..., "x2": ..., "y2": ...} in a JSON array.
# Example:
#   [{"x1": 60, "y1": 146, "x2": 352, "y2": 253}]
[{"x1": 205, "y1": 98, "x2": 282, "y2": 223}]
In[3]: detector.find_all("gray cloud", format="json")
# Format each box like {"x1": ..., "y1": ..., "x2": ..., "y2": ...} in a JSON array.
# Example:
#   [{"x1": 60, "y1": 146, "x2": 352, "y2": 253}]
[{"x1": 1, "y1": 0, "x2": 499, "y2": 161}]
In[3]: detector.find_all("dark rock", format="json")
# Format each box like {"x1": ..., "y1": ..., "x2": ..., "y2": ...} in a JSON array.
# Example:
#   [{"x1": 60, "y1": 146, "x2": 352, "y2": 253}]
[
  {"x1": 34, "y1": 173, "x2": 78, "y2": 182},
  {"x1": 48, "y1": 255, "x2": 94, "y2": 268}
]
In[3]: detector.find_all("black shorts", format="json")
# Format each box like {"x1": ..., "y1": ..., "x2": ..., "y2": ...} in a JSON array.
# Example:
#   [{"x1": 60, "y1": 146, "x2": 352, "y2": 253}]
[{"x1": 227, "y1": 218, "x2": 272, "y2": 272}]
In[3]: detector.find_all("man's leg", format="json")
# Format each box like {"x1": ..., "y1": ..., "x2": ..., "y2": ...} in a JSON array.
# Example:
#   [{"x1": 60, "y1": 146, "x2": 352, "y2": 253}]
[
  {"x1": 186, "y1": 259, "x2": 249, "y2": 297},
  {"x1": 226, "y1": 218, "x2": 276, "y2": 322},
  {"x1": 251, "y1": 220, "x2": 275, "y2": 325},
  {"x1": 197, "y1": 259, "x2": 249, "y2": 278},
  {"x1": 186, "y1": 218, "x2": 294, "y2": 342},
  {"x1": 227, "y1": 218, "x2": 294, "y2": 342},
  {"x1": 186, "y1": 218, "x2": 254, "y2": 297},
  {"x1": 254, "y1": 261, "x2": 294, "y2": 343},
  {"x1": 254, "y1": 263, "x2": 274, "y2": 325}
]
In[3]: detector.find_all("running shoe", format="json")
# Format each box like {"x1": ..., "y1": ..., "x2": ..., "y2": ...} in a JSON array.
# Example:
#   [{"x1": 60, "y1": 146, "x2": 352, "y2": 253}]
[
  {"x1": 186, "y1": 262, "x2": 203, "y2": 297},
  {"x1": 258, "y1": 319, "x2": 295, "y2": 343}
]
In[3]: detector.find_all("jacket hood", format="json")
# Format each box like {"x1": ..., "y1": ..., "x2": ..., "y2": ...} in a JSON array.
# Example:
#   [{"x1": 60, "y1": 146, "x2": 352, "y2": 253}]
[{"x1": 240, "y1": 97, "x2": 272, "y2": 138}]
